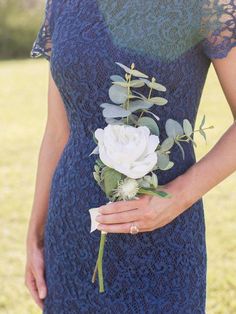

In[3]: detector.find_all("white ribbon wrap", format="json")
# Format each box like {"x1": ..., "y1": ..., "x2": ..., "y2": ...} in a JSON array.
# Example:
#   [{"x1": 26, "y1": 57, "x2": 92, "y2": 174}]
[
  {"x1": 89, "y1": 202, "x2": 112, "y2": 234},
  {"x1": 89, "y1": 206, "x2": 101, "y2": 233}
]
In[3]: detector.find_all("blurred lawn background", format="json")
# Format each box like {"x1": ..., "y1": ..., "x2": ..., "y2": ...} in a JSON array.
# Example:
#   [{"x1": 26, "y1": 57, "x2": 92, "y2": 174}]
[
  {"x1": 1, "y1": 60, "x2": 236, "y2": 314},
  {"x1": 0, "y1": 1, "x2": 236, "y2": 314}
]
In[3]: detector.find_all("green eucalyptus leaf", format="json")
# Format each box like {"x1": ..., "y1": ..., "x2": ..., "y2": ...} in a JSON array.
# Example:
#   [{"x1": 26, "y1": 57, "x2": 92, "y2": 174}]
[
  {"x1": 183, "y1": 119, "x2": 193, "y2": 137},
  {"x1": 96, "y1": 158, "x2": 105, "y2": 167},
  {"x1": 112, "y1": 80, "x2": 145, "y2": 88},
  {"x1": 175, "y1": 140, "x2": 185, "y2": 159},
  {"x1": 165, "y1": 119, "x2": 184, "y2": 138},
  {"x1": 139, "y1": 180, "x2": 151, "y2": 188},
  {"x1": 130, "y1": 69, "x2": 149, "y2": 78},
  {"x1": 103, "y1": 167, "x2": 123, "y2": 197},
  {"x1": 128, "y1": 100, "x2": 153, "y2": 112},
  {"x1": 160, "y1": 137, "x2": 174, "y2": 152},
  {"x1": 100, "y1": 102, "x2": 118, "y2": 108},
  {"x1": 199, "y1": 128, "x2": 207, "y2": 141},
  {"x1": 162, "y1": 161, "x2": 174, "y2": 170},
  {"x1": 115, "y1": 62, "x2": 132, "y2": 73},
  {"x1": 151, "y1": 172, "x2": 158, "y2": 188},
  {"x1": 102, "y1": 104, "x2": 131, "y2": 118},
  {"x1": 105, "y1": 117, "x2": 124, "y2": 125},
  {"x1": 157, "y1": 152, "x2": 170, "y2": 170},
  {"x1": 109, "y1": 85, "x2": 128, "y2": 104},
  {"x1": 115, "y1": 62, "x2": 149, "y2": 78},
  {"x1": 94, "y1": 165, "x2": 100, "y2": 173},
  {"x1": 148, "y1": 97, "x2": 168, "y2": 106},
  {"x1": 93, "y1": 172, "x2": 100, "y2": 183},
  {"x1": 137, "y1": 117, "x2": 160, "y2": 136},
  {"x1": 110, "y1": 75, "x2": 125, "y2": 82},
  {"x1": 127, "y1": 114, "x2": 139, "y2": 124},
  {"x1": 199, "y1": 114, "x2": 206, "y2": 129},
  {"x1": 140, "y1": 78, "x2": 167, "y2": 92}
]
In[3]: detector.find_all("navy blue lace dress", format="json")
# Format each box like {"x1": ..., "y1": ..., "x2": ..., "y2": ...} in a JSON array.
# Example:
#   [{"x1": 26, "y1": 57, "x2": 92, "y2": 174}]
[{"x1": 30, "y1": 1, "x2": 236, "y2": 313}]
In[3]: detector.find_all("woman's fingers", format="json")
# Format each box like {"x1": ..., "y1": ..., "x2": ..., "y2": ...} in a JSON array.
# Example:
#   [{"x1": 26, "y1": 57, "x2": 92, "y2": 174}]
[
  {"x1": 96, "y1": 208, "x2": 144, "y2": 224},
  {"x1": 97, "y1": 220, "x2": 151, "y2": 233},
  {"x1": 25, "y1": 269, "x2": 44, "y2": 309},
  {"x1": 99, "y1": 195, "x2": 149, "y2": 214},
  {"x1": 25, "y1": 247, "x2": 47, "y2": 310},
  {"x1": 34, "y1": 266, "x2": 47, "y2": 300}
]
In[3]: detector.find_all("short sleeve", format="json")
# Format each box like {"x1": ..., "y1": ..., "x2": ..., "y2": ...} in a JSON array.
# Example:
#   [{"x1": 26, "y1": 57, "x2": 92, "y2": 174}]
[
  {"x1": 201, "y1": 0, "x2": 236, "y2": 59},
  {"x1": 30, "y1": 0, "x2": 54, "y2": 61}
]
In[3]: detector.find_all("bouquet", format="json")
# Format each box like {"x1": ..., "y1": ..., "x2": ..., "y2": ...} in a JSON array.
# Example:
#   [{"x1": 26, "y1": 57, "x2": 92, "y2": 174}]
[{"x1": 88, "y1": 62, "x2": 213, "y2": 293}]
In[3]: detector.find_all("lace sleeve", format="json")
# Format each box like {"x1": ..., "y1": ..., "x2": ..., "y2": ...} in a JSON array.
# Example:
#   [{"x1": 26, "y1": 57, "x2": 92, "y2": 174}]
[
  {"x1": 30, "y1": 0, "x2": 54, "y2": 61},
  {"x1": 201, "y1": 0, "x2": 236, "y2": 59}
]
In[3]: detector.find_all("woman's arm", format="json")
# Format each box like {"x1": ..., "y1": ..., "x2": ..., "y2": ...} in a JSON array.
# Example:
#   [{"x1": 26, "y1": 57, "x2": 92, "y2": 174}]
[
  {"x1": 25, "y1": 69, "x2": 70, "y2": 309},
  {"x1": 95, "y1": 48, "x2": 236, "y2": 234}
]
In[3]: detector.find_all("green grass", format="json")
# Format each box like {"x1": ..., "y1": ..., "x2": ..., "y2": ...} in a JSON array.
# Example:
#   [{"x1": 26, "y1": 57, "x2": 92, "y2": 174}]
[{"x1": 0, "y1": 59, "x2": 236, "y2": 314}]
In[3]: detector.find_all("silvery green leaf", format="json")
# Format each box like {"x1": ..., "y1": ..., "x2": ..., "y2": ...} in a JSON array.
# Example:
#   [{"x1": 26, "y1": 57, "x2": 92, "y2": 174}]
[
  {"x1": 144, "y1": 175, "x2": 153, "y2": 184},
  {"x1": 103, "y1": 167, "x2": 123, "y2": 198},
  {"x1": 175, "y1": 140, "x2": 185, "y2": 159},
  {"x1": 96, "y1": 158, "x2": 105, "y2": 167},
  {"x1": 129, "y1": 80, "x2": 145, "y2": 87},
  {"x1": 115, "y1": 62, "x2": 132, "y2": 74},
  {"x1": 139, "y1": 180, "x2": 151, "y2": 188},
  {"x1": 199, "y1": 128, "x2": 207, "y2": 141},
  {"x1": 102, "y1": 104, "x2": 131, "y2": 118},
  {"x1": 89, "y1": 146, "x2": 99, "y2": 156},
  {"x1": 110, "y1": 75, "x2": 125, "y2": 82},
  {"x1": 130, "y1": 69, "x2": 149, "y2": 78},
  {"x1": 113, "y1": 80, "x2": 145, "y2": 88},
  {"x1": 162, "y1": 161, "x2": 174, "y2": 170},
  {"x1": 105, "y1": 117, "x2": 124, "y2": 125},
  {"x1": 161, "y1": 137, "x2": 174, "y2": 152},
  {"x1": 149, "y1": 97, "x2": 168, "y2": 106},
  {"x1": 157, "y1": 152, "x2": 170, "y2": 170},
  {"x1": 93, "y1": 172, "x2": 100, "y2": 183},
  {"x1": 94, "y1": 165, "x2": 100, "y2": 173},
  {"x1": 139, "y1": 78, "x2": 167, "y2": 92},
  {"x1": 129, "y1": 100, "x2": 153, "y2": 112},
  {"x1": 115, "y1": 62, "x2": 149, "y2": 78},
  {"x1": 165, "y1": 119, "x2": 184, "y2": 138},
  {"x1": 151, "y1": 173, "x2": 158, "y2": 188},
  {"x1": 128, "y1": 114, "x2": 139, "y2": 124},
  {"x1": 109, "y1": 85, "x2": 128, "y2": 104},
  {"x1": 100, "y1": 102, "x2": 117, "y2": 108},
  {"x1": 145, "y1": 110, "x2": 160, "y2": 121},
  {"x1": 183, "y1": 119, "x2": 193, "y2": 137},
  {"x1": 137, "y1": 117, "x2": 160, "y2": 136},
  {"x1": 199, "y1": 114, "x2": 206, "y2": 129}
]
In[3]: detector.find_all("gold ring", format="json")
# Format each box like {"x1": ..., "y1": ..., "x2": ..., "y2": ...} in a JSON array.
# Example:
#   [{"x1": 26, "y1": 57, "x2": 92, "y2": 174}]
[{"x1": 130, "y1": 223, "x2": 139, "y2": 235}]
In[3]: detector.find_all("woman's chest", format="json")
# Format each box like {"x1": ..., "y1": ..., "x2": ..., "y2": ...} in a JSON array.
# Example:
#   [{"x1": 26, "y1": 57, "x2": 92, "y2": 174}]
[{"x1": 51, "y1": 0, "x2": 206, "y2": 64}]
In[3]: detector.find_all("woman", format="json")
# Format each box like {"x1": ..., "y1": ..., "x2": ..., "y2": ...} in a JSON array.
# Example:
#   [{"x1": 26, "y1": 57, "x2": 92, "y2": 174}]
[{"x1": 25, "y1": 1, "x2": 236, "y2": 313}]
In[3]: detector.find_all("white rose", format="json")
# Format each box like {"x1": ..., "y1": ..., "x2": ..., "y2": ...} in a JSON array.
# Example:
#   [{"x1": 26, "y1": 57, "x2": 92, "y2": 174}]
[{"x1": 94, "y1": 124, "x2": 159, "y2": 179}]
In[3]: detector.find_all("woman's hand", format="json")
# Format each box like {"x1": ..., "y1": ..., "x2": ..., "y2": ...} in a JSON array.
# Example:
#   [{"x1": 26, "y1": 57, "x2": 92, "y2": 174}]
[
  {"x1": 25, "y1": 240, "x2": 47, "y2": 310},
  {"x1": 96, "y1": 175, "x2": 194, "y2": 233}
]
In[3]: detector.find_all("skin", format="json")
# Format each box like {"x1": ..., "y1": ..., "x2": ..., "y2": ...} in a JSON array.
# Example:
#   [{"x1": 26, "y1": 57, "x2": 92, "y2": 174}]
[{"x1": 25, "y1": 47, "x2": 236, "y2": 309}]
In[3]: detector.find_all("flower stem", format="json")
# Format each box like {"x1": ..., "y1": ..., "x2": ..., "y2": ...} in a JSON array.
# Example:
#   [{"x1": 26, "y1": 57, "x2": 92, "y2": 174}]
[
  {"x1": 92, "y1": 260, "x2": 98, "y2": 283},
  {"x1": 97, "y1": 232, "x2": 106, "y2": 293}
]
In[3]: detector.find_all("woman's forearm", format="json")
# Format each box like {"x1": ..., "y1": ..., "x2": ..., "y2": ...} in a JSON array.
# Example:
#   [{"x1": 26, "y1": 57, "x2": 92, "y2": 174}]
[
  {"x1": 178, "y1": 121, "x2": 236, "y2": 206},
  {"x1": 27, "y1": 131, "x2": 69, "y2": 249}
]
